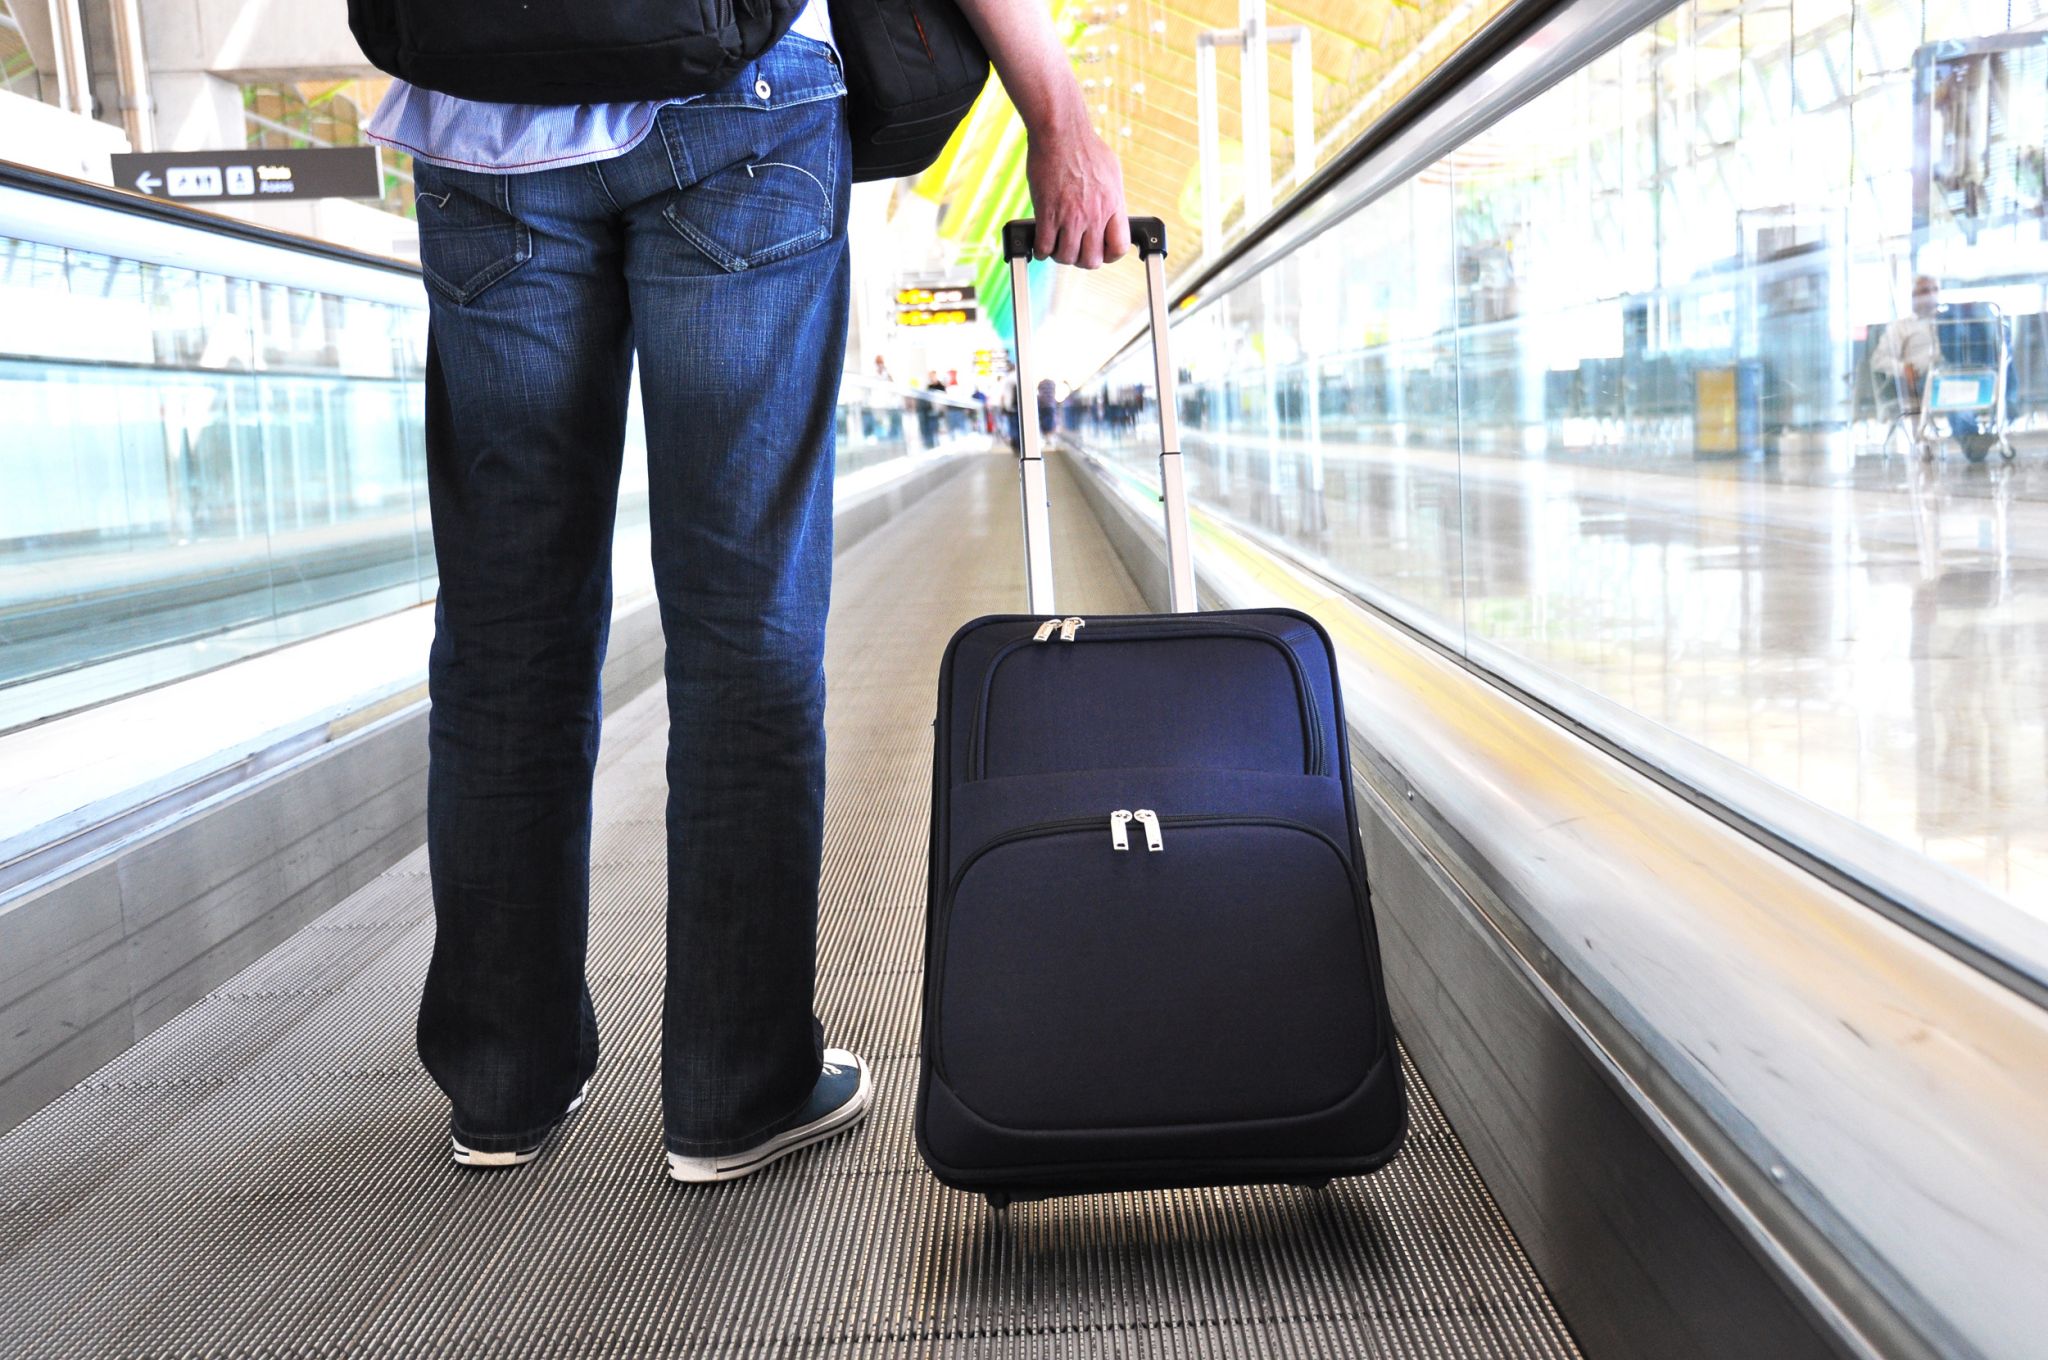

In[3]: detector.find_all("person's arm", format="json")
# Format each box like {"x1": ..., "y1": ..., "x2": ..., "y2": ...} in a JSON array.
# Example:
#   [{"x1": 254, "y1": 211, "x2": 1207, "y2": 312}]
[{"x1": 955, "y1": 0, "x2": 1128, "y2": 269}]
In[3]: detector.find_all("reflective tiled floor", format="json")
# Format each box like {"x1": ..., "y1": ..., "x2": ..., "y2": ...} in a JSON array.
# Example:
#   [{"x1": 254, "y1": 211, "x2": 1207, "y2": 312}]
[{"x1": 1125, "y1": 429, "x2": 2047, "y2": 921}]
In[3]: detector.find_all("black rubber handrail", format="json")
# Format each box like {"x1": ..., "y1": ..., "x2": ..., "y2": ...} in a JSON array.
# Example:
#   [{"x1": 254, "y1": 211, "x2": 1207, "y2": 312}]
[{"x1": 0, "y1": 157, "x2": 421, "y2": 277}]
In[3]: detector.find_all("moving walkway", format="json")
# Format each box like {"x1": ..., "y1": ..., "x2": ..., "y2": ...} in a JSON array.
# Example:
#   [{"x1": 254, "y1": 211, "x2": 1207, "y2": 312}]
[{"x1": 0, "y1": 452, "x2": 1582, "y2": 1359}]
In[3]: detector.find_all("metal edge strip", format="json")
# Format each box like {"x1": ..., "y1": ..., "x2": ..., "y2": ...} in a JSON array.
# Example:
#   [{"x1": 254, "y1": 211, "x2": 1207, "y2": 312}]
[{"x1": 1344, "y1": 758, "x2": 1920, "y2": 1360}]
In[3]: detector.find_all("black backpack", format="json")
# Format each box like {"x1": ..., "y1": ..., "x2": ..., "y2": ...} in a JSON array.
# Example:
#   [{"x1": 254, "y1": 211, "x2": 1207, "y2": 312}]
[
  {"x1": 829, "y1": 0, "x2": 990, "y2": 181},
  {"x1": 347, "y1": 0, "x2": 988, "y2": 183},
  {"x1": 347, "y1": 0, "x2": 806, "y2": 106}
]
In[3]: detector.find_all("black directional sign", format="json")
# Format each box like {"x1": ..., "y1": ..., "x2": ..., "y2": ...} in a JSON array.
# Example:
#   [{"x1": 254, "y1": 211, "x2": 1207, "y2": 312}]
[{"x1": 112, "y1": 147, "x2": 383, "y2": 203}]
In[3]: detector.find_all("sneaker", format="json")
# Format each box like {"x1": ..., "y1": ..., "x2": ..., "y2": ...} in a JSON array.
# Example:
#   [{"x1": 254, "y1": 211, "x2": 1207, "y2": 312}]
[
  {"x1": 450, "y1": 1078, "x2": 590, "y2": 1169},
  {"x1": 666, "y1": 1048, "x2": 872, "y2": 1184}
]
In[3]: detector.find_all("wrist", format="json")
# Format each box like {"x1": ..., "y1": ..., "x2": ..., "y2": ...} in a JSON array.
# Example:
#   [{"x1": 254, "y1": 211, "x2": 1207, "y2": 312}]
[{"x1": 1018, "y1": 74, "x2": 1090, "y2": 143}]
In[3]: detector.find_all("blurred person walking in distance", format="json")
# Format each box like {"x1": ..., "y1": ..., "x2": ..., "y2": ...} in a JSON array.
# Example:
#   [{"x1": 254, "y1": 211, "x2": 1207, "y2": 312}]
[
  {"x1": 357, "y1": 0, "x2": 1128, "y2": 1181},
  {"x1": 920, "y1": 370, "x2": 947, "y2": 446},
  {"x1": 996, "y1": 362, "x2": 1021, "y2": 447}
]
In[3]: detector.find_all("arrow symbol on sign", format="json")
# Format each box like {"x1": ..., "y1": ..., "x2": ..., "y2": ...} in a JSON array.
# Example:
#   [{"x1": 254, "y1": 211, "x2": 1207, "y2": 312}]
[{"x1": 134, "y1": 171, "x2": 162, "y2": 194}]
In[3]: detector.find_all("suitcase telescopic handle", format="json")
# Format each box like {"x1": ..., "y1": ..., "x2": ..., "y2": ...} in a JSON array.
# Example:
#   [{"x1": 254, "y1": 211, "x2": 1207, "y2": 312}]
[{"x1": 1001, "y1": 216, "x2": 1196, "y2": 616}]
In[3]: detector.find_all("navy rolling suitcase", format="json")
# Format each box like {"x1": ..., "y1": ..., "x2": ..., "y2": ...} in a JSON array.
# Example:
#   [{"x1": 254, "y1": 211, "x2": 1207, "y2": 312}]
[{"x1": 915, "y1": 218, "x2": 1407, "y2": 1207}]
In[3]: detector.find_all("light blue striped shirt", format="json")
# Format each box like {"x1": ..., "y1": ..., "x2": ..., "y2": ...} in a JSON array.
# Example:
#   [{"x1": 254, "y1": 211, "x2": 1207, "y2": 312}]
[{"x1": 364, "y1": 0, "x2": 836, "y2": 175}]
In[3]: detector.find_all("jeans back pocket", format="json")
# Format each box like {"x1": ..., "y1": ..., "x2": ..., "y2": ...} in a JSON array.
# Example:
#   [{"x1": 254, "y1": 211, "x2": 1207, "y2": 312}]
[
  {"x1": 415, "y1": 163, "x2": 534, "y2": 306},
  {"x1": 658, "y1": 55, "x2": 846, "y2": 276}
]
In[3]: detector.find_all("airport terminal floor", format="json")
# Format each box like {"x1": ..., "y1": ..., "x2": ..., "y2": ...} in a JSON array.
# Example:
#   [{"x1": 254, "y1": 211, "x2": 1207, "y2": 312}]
[{"x1": 0, "y1": 454, "x2": 1584, "y2": 1359}]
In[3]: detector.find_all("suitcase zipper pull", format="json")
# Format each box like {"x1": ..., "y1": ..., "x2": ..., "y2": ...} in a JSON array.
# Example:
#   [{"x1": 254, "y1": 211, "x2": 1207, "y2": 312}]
[
  {"x1": 1060, "y1": 616, "x2": 1086, "y2": 642},
  {"x1": 1033, "y1": 618, "x2": 1063, "y2": 642},
  {"x1": 1110, "y1": 809, "x2": 1132, "y2": 851},
  {"x1": 1133, "y1": 809, "x2": 1163, "y2": 851}
]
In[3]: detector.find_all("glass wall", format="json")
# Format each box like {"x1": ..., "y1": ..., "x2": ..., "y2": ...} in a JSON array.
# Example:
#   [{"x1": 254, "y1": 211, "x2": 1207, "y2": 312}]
[
  {"x1": 0, "y1": 236, "x2": 436, "y2": 730},
  {"x1": 0, "y1": 232, "x2": 978, "y2": 733},
  {"x1": 1077, "y1": 0, "x2": 2048, "y2": 927}
]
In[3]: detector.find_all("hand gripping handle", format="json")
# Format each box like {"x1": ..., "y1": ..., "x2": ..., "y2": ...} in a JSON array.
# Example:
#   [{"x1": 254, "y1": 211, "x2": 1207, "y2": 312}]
[{"x1": 1001, "y1": 216, "x2": 1168, "y2": 260}]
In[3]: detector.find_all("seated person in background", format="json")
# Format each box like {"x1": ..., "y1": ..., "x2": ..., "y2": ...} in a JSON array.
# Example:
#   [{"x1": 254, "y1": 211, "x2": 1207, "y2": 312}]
[
  {"x1": 1872, "y1": 276, "x2": 1941, "y2": 415},
  {"x1": 1872, "y1": 275, "x2": 2002, "y2": 458}
]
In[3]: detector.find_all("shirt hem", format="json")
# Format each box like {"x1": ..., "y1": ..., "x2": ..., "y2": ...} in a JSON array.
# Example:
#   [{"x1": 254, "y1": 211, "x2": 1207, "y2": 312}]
[{"x1": 367, "y1": 107, "x2": 664, "y2": 173}]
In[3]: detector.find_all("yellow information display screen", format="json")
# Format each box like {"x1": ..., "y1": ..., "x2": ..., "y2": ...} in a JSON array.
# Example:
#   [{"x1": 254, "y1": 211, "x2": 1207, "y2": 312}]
[
  {"x1": 897, "y1": 308, "x2": 973, "y2": 327},
  {"x1": 894, "y1": 284, "x2": 976, "y2": 327}
]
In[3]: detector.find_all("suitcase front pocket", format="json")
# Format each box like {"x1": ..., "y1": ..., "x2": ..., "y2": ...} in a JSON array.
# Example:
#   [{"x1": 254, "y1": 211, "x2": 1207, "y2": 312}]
[{"x1": 934, "y1": 815, "x2": 1378, "y2": 1134}]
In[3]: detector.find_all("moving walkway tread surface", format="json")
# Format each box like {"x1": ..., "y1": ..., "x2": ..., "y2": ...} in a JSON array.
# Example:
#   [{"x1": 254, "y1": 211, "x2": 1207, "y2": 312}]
[{"x1": 0, "y1": 453, "x2": 1582, "y2": 1358}]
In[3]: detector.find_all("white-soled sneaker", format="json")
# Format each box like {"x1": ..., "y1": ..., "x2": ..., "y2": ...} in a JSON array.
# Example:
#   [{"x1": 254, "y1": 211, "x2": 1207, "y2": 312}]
[
  {"x1": 666, "y1": 1048, "x2": 872, "y2": 1184},
  {"x1": 450, "y1": 1079, "x2": 590, "y2": 1169}
]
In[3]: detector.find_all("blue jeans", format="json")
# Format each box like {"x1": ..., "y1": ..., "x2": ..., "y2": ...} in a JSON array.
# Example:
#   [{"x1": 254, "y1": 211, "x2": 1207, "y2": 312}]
[{"x1": 411, "y1": 35, "x2": 850, "y2": 1157}]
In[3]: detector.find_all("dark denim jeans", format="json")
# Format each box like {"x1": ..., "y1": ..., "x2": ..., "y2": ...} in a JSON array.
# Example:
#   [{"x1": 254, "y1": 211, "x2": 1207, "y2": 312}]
[{"x1": 411, "y1": 35, "x2": 850, "y2": 1157}]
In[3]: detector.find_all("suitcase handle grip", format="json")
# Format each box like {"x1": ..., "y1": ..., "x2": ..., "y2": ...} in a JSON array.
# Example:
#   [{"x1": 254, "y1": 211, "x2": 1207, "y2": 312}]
[{"x1": 1001, "y1": 217, "x2": 1167, "y2": 261}]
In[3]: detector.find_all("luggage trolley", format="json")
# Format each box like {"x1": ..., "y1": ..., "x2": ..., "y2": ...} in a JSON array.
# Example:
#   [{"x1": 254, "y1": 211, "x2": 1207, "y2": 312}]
[{"x1": 1883, "y1": 304, "x2": 2016, "y2": 463}]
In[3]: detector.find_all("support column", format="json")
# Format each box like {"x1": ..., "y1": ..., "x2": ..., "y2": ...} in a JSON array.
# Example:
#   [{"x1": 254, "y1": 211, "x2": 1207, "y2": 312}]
[
  {"x1": 1239, "y1": 0, "x2": 1270, "y2": 222},
  {"x1": 1196, "y1": 35, "x2": 1221, "y2": 263},
  {"x1": 144, "y1": 69, "x2": 240, "y2": 151},
  {"x1": 1289, "y1": 24, "x2": 1314, "y2": 187},
  {"x1": 108, "y1": 0, "x2": 155, "y2": 150},
  {"x1": 1197, "y1": 12, "x2": 1312, "y2": 257},
  {"x1": 27, "y1": 0, "x2": 95, "y2": 117}
]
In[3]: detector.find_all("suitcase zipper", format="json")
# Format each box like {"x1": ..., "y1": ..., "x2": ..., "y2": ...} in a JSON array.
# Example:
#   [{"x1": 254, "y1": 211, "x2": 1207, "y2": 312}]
[
  {"x1": 944, "y1": 814, "x2": 1357, "y2": 901},
  {"x1": 1030, "y1": 616, "x2": 1086, "y2": 642},
  {"x1": 967, "y1": 620, "x2": 1324, "y2": 779},
  {"x1": 1132, "y1": 808, "x2": 1163, "y2": 851},
  {"x1": 1107, "y1": 808, "x2": 1162, "y2": 851}
]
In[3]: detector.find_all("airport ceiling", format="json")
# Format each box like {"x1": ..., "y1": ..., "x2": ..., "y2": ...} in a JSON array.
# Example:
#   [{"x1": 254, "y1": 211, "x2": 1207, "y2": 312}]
[{"x1": 912, "y1": 0, "x2": 1504, "y2": 378}]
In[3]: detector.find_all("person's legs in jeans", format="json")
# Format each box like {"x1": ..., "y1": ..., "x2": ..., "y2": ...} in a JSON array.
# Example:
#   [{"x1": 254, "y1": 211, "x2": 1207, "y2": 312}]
[
  {"x1": 413, "y1": 157, "x2": 631, "y2": 1153},
  {"x1": 594, "y1": 40, "x2": 851, "y2": 1155}
]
